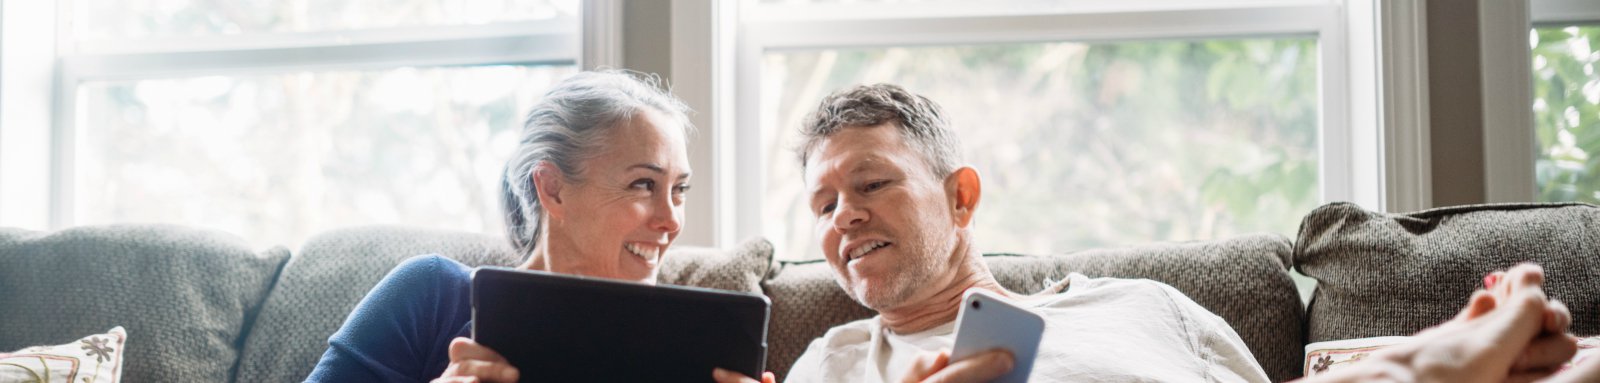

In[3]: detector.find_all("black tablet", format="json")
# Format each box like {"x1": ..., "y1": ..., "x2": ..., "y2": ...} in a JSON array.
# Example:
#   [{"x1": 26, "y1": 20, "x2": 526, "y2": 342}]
[{"x1": 470, "y1": 266, "x2": 770, "y2": 382}]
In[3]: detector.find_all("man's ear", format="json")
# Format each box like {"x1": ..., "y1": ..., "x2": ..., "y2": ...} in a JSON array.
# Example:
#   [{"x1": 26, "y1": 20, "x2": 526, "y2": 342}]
[
  {"x1": 532, "y1": 162, "x2": 568, "y2": 220},
  {"x1": 945, "y1": 166, "x2": 981, "y2": 228}
]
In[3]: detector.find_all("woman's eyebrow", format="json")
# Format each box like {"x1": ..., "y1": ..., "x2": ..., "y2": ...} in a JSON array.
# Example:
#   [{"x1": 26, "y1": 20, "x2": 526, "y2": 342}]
[{"x1": 627, "y1": 163, "x2": 665, "y2": 174}]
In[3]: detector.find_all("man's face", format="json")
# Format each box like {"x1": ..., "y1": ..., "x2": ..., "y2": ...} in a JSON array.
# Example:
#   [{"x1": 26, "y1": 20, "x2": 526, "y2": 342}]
[{"x1": 804, "y1": 123, "x2": 963, "y2": 311}]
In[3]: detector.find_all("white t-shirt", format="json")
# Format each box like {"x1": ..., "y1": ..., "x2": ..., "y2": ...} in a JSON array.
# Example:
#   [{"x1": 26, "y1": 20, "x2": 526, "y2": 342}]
[{"x1": 784, "y1": 273, "x2": 1270, "y2": 383}]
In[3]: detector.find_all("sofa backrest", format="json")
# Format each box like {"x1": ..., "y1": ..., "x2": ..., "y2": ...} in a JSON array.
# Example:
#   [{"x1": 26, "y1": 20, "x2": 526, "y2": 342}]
[
  {"x1": 763, "y1": 234, "x2": 1305, "y2": 383},
  {"x1": 233, "y1": 226, "x2": 773, "y2": 383},
  {"x1": 0, "y1": 224, "x2": 288, "y2": 383},
  {"x1": 2, "y1": 223, "x2": 1302, "y2": 382},
  {"x1": 1296, "y1": 202, "x2": 1600, "y2": 344},
  {"x1": 233, "y1": 225, "x2": 521, "y2": 382}
]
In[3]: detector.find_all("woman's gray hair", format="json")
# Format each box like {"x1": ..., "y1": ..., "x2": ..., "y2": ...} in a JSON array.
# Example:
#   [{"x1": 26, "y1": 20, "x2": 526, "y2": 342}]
[{"x1": 501, "y1": 70, "x2": 692, "y2": 257}]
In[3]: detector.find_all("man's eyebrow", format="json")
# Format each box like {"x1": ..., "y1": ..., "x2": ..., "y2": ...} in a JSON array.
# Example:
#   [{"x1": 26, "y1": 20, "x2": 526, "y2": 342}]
[
  {"x1": 849, "y1": 157, "x2": 885, "y2": 174},
  {"x1": 805, "y1": 158, "x2": 881, "y2": 201}
]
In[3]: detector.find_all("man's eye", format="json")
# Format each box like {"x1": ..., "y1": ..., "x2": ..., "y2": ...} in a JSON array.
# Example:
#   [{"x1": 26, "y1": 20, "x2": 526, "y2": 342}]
[
  {"x1": 864, "y1": 180, "x2": 888, "y2": 192},
  {"x1": 819, "y1": 202, "x2": 837, "y2": 215}
]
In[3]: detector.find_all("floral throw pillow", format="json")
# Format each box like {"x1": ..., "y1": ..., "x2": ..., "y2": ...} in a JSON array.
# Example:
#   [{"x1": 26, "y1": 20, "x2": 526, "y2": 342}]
[
  {"x1": 0, "y1": 327, "x2": 126, "y2": 383},
  {"x1": 1305, "y1": 335, "x2": 1600, "y2": 377},
  {"x1": 1302, "y1": 335, "x2": 1412, "y2": 376}
]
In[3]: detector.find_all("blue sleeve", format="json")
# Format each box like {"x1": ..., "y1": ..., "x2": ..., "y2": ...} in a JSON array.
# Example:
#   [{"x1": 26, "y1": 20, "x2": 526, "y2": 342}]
[{"x1": 304, "y1": 255, "x2": 475, "y2": 382}]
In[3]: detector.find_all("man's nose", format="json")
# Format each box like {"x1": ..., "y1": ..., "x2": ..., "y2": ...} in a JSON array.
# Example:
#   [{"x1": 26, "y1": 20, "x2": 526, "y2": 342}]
[{"x1": 831, "y1": 200, "x2": 867, "y2": 232}]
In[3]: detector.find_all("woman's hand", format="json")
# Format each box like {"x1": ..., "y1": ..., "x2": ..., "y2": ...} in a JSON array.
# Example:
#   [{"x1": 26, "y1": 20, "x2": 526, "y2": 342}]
[
  {"x1": 432, "y1": 337, "x2": 520, "y2": 383},
  {"x1": 1478, "y1": 266, "x2": 1578, "y2": 380},
  {"x1": 898, "y1": 349, "x2": 1014, "y2": 383},
  {"x1": 1304, "y1": 263, "x2": 1577, "y2": 383}
]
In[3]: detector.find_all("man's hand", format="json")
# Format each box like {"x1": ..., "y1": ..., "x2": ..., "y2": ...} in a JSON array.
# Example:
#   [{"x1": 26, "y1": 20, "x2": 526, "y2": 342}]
[
  {"x1": 432, "y1": 337, "x2": 519, "y2": 383},
  {"x1": 710, "y1": 368, "x2": 775, "y2": 383},
  {"x1": 899, "y1": 349, "x2": 1014, "y2": 383}
]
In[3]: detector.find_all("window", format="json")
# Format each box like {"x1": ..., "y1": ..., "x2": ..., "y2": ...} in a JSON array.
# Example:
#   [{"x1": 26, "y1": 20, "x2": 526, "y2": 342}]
[
  {"x1": 735, "y1": 1, "x2": 1356, "y2": 261},
  {"x1": 73, "y1": 67, "x2": 572, "y2": 247},
  {"x1": 9, "y1": 0, "x2": 581, "y2": 248},
  {"x1": 1533, "y1": 18, "x2": 1600, "y2": 202}
]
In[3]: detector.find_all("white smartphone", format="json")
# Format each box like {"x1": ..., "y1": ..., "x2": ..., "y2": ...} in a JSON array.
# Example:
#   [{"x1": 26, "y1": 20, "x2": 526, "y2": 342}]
[{"x1": 949, "y1": 289, "x2": 1045, "y2": 383}]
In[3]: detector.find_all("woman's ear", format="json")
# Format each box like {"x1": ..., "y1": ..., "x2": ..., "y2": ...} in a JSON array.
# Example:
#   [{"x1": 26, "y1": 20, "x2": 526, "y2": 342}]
[
  {"x1": 532, "y1": 162, "x2": 568, "y2": 220},
  {"x1": 945, "y1": 166, "x2": 981, "y2": 228}
]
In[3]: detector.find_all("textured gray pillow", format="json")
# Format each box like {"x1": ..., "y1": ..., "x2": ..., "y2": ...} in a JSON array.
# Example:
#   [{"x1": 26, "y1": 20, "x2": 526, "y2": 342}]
[
  {"x1": 233, "y1": 226, "x2": 517, "y2": 383},
  {"x1": 1295, "y1": 202, "x2": 1600, "y2": 345},
  {"x1": 234, "y1": 226, "x2": 774, "y2": 382},
  {"x1": 658, "y1": 238, "x2": 776, "y2": 294},
  {"x1": 764, "y1": 234, "x2": 1303, "y2": 382},
  {"x1": 0, "y1": 225, "x2": 289, "y2": 383}
]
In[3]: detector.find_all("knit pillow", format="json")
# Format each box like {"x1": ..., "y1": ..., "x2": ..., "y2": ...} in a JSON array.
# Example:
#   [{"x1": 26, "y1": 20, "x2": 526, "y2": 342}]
[
  {"x1": 0, "y1": 225, "x2": 288, "y2": 383},
  {"x1": 1295, "y1": 202, "x2": 1600, "y2": 344}
]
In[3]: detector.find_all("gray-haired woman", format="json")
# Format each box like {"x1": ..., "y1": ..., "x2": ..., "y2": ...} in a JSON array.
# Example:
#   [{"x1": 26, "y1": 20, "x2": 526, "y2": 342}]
[{"x1": 305, "y1": 70, "x2": 708, "y2": 382}]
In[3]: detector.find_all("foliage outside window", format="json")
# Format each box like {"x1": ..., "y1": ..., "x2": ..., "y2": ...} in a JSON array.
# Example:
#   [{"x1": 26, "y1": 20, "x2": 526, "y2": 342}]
[
  {"x1": 762, "y1": 38, "x2": 1320, "y2": 260},
  {"x1": 1535, "y1": 25, "x2": 1600, "y2": 203}
]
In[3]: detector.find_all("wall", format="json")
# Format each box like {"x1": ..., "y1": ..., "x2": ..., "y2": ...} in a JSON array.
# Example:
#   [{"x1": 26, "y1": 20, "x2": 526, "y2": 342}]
[
  {"x1": 1427, "y1": 0, "x2": 1489, "y2": 206},
  {"x1": 623, "y1": 0, "x2": 673, "y2": 79}
]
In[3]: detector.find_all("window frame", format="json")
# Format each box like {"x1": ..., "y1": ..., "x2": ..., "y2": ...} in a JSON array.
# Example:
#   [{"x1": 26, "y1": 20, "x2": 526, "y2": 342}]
[
  {"x1": 0, "y1": 0, "x2": 599, "y2": 232},
  {"x1": 726, "y1": 0, "x2": 1390, "y2": 249},
  {"x1": 1533, "y1": 0, "x2": 1600, "y2": 24}
]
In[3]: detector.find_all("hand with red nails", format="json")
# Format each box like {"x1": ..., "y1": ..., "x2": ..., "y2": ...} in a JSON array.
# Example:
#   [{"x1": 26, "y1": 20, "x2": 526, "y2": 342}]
[{"x1": 1302, "y1": 263, "x2": 1598, "y2": 383}]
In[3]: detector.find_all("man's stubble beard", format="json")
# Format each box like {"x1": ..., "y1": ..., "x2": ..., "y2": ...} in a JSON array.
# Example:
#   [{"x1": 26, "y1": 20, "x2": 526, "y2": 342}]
[{"x1": 853, "y1": 236, "x2": 947, "y2": 311}]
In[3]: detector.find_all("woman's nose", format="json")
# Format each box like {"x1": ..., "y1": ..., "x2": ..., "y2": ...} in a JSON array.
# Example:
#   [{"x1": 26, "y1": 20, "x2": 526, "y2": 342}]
[{"x1": 651, "y1": 193, "x2": 682, "y2": 234}]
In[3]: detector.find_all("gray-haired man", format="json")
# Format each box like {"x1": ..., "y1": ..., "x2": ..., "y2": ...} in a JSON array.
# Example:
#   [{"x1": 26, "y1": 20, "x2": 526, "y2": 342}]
[{"x1": 718, "y1": 83, "x2": 1270, "y2": 383}]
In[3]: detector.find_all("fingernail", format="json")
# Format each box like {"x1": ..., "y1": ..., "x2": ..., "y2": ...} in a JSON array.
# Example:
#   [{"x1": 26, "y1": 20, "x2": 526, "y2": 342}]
[
  {"x1": 503, "y1": 367, "x2": 518, "y2": 381},
  {"x1": 713, "y1": 368, "x2": 728, "y2": 379},
  {"x1": 1484, "y1": 274, "x2": 1498, "y2": 288}
]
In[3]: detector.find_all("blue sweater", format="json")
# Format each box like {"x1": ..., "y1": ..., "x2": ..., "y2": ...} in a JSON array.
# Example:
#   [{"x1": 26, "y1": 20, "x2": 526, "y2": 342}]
[{"x1": 306, "y1": 255, "x2": 474, "y2": 382}]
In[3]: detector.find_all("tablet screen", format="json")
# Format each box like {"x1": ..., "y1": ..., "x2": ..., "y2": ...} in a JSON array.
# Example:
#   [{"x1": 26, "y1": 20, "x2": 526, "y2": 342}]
[{"x1": 471, "y1": 267, "x2": 769, "y2": 382}]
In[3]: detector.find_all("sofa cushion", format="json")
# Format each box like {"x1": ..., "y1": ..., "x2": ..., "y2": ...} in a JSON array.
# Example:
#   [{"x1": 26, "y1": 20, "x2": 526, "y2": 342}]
[
  {"x1": 234, "y1": 226, "x2": 774, "y2": 382},
  {"x1": 762, "y1": 234, "x2": 1303, "y2": 382},
  {"x1": 0, "y1": 225, "x2": 289, "y2": 383},
  {"x1": 1295, "y1": 202, "x2": 1600, "y2": 345},
  {"x1": 657, "y1": 238, "x2": 776, "y2": 294}
]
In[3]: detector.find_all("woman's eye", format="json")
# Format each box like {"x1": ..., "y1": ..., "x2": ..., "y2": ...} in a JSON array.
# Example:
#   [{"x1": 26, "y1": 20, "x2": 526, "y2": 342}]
[
  {"x1": 673, "y1": 184, "x2": 691, "y2": 194},
  {"x1": 630, "y1": 179, "x2": 655, "y2": 191}
]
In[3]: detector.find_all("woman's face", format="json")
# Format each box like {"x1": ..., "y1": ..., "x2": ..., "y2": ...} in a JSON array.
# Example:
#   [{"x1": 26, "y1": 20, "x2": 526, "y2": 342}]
[{"x1": 539, "y1": 108, "x2": 690, "y2": 284}]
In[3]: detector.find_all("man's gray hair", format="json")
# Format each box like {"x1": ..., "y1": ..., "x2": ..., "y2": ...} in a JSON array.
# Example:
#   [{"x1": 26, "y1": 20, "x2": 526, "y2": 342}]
[
  {"x1": 501, "y1": 70, "x2": 692, "y2": 257},
  {"x1": 797, "y1": 83, "x2": 962, "y2": 178}
]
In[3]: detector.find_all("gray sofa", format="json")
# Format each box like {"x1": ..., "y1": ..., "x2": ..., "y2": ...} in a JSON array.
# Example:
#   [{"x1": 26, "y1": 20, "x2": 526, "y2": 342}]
[{"x1": 2, "y1": 202, "x2": 1597, "y2": 382}]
